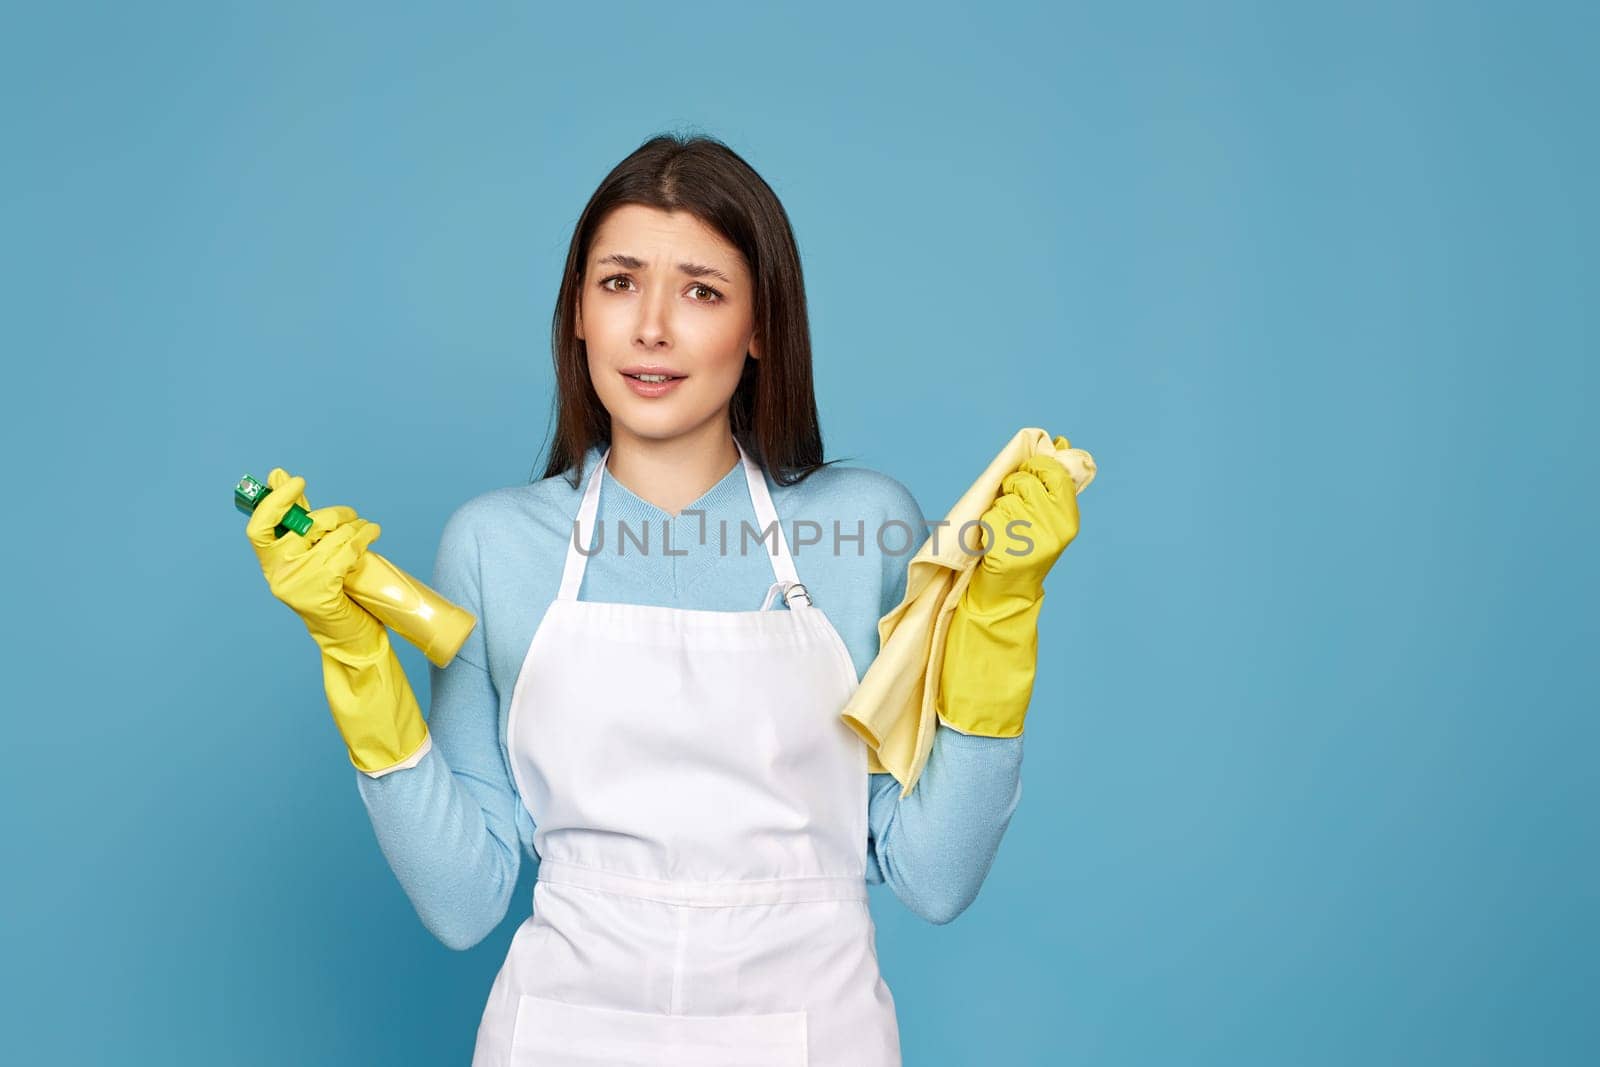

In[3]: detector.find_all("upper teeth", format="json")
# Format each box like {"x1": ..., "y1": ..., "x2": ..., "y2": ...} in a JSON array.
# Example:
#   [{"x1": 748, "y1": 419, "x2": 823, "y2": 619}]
[{"x1": 633, "y1": 374, "x2": 674, "y2": 382}]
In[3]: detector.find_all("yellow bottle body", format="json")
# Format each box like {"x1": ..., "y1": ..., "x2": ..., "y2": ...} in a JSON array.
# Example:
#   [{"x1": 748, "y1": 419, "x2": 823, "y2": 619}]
[{"x1": 343, "y1": 551, "x2": 477, "y2": 668}]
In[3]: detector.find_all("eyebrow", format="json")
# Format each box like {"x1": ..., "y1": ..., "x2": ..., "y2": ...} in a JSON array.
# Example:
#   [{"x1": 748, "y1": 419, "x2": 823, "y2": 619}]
[{"x1": 595, "y1": 252, "x2": 734, "y2": 285}]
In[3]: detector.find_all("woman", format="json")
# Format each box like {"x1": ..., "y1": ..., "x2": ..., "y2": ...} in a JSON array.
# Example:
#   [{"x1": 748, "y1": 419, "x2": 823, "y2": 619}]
[{"x1": 249, "y1": 134, "x2": 1070, "y2": 1066}]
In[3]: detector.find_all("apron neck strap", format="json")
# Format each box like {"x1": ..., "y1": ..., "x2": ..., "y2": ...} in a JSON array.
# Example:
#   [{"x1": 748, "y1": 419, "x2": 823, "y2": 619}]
[{"x1": 556, "y1": 437, "x2": 802, "y2": 602}]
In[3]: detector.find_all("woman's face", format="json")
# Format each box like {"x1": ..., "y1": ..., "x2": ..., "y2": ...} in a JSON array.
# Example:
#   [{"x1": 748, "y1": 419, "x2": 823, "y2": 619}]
[{"x1": 576, "y1": 204, "x2": 761, "y2": 444}]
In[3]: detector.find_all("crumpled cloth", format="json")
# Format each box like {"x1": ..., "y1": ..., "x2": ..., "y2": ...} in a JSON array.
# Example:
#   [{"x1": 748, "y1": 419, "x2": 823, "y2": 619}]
[{"x1": 840, "y1": 427, "x2": 1098, "y2": 797}]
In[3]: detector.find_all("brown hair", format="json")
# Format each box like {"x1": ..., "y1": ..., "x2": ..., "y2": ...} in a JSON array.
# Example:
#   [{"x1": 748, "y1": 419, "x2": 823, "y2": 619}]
[{"x1": 534, "y1": 132, "x2": 842, "y2": 489}]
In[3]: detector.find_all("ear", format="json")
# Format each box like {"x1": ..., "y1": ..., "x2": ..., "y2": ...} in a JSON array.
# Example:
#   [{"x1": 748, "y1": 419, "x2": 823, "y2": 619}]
[
  {"x1": 575, "y1": 300, "x2": 584, "y2": 341},
  {"x1": 748, "y1": 332, "x2": 761, "y2": 360}
]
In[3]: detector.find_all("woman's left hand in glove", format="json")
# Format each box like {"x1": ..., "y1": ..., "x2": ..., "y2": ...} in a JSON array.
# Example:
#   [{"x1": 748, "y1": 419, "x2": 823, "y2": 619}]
[{"x1": 938, "y1": 435, "x2": 1081, "y2": 736}]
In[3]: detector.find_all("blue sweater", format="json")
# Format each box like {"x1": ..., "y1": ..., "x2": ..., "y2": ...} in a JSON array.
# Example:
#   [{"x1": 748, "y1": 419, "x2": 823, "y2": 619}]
[{"x1": 354, "y1": 445, "x2": 1025, "y2": 950}]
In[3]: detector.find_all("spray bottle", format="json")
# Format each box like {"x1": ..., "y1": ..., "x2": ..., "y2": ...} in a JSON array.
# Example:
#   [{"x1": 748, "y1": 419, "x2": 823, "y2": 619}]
[{"x1": 234, "y1": 473, "x2": 477, "y2": 668}]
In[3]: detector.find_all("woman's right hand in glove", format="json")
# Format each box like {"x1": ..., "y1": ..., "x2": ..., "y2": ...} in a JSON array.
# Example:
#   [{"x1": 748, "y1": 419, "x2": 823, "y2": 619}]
[
  {"x1": 245, "y1": 467, "x2": 384, "y2": 660},
  {"x1": 245, "y1": 467, "x2": 429, "y2": 775}
]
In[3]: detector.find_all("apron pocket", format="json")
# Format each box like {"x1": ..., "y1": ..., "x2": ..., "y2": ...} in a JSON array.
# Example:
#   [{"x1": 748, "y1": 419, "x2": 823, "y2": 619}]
[{"x1": 510, "y1": 993, "x2": 808, "y2": 1066}]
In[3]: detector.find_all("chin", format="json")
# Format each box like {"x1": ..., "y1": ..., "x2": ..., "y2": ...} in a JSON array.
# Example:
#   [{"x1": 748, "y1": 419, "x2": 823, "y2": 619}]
[{"x1": 606, "y1": 405, "x2": 704, "y2": 443}]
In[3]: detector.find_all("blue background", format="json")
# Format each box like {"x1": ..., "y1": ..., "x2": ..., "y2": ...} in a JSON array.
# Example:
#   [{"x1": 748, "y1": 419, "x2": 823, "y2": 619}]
[{"x1": 3, "y1": 1, "x2": 1594, "y2": 1063}]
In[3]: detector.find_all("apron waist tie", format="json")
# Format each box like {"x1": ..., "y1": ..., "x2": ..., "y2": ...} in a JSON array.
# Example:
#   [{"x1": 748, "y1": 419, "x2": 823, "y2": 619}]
[{"x1": 535, "y1": 859, "x2": 868, "y2": 907}]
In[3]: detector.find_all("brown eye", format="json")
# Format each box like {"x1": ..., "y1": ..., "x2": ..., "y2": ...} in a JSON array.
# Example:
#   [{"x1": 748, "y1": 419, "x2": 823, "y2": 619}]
[{"x1": 690, "y1": 284, "x2": 723, "y2": 303}]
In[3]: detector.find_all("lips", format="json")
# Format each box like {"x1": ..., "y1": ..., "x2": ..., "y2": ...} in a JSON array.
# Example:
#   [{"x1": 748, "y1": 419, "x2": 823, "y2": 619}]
[
  {"x1": 620, "y1": 369, "x2": 686, "y2": 398},
  {"x1": 620, "y1": 364, "x2": 686, "y2": 379}
]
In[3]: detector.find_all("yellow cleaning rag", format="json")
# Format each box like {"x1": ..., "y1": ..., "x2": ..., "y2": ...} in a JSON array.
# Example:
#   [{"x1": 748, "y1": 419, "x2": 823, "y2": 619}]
[{"x1": 840, "y1": 427, "x2": 1097, "y2": 797}]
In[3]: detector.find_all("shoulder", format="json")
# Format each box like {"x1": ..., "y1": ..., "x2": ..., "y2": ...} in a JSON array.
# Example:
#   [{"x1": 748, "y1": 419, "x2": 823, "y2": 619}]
[
  {"x1": 771, "y1": 460, "x2": 927, "y2": 660},
  {"x1": 435, "y1": 469, "x2": 586, "y2": 559},
  {"x1": 771, "y1": 460, "x2": 925, "y2": 532}
]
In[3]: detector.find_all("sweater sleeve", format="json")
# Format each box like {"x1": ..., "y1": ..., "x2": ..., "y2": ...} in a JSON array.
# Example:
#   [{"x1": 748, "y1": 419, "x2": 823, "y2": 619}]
[
  {"x1": 352, "y1": 502, "x2": 536, "y2": 951},
  {"x1": 863, "y1": 477, "x2": 1025, "y2": 925}
]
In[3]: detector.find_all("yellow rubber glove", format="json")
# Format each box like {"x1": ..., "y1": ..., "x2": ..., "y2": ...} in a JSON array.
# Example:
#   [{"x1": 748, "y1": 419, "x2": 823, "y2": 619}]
[
  {"x1": 937, "y1": 435, "x2": 1081, "y2": 736},
  {"x1": 246, "y1": 468, "x2": 430, "y2": 775}
]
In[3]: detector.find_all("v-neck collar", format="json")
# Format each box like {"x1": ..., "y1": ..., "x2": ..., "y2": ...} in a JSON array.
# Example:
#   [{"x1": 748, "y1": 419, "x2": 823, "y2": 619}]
[{"x1": 590, "y1": 445, "x2": 752, "y2": 525}]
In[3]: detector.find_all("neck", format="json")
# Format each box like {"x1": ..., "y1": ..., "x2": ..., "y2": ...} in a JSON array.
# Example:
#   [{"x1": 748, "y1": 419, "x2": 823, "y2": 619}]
[{"x1": 604, "y1": 418, "x2": 740, "y2": 518}]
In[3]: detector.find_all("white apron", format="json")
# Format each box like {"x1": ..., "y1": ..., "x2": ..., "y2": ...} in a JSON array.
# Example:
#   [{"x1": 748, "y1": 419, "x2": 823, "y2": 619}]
[{"x1": 471, "y1": 439, "x2": 902, "y2": 1066}]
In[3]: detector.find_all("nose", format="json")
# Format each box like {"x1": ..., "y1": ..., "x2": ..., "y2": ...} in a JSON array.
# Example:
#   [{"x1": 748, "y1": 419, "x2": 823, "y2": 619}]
[{"x1": 634, "y1": 285, "x2": 672, "y2": 350}]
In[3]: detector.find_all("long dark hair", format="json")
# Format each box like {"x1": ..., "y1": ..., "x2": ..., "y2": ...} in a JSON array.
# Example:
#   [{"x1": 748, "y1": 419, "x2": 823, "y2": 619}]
[{"x1": 534, "y1": 132, "x2": 842, "y2": 489}]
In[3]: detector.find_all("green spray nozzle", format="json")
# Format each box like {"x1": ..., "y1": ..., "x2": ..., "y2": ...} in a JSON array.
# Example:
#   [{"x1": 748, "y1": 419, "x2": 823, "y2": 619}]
[{"x1": 235, "y1": 473, "x2": 314, "y2": 537}]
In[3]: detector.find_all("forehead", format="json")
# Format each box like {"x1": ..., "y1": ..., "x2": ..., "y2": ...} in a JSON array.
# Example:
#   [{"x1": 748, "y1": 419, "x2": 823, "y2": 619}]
[{"x1": 589, "y1": 204, "x2": 746, "y2": 274}]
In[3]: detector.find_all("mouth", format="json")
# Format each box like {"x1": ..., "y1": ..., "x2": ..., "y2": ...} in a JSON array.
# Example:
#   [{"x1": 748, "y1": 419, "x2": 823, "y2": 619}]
[{"x1": 620, "y1": 367, "x2": 687, "y2": 398}]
